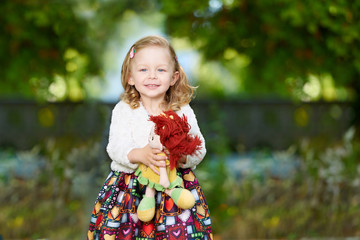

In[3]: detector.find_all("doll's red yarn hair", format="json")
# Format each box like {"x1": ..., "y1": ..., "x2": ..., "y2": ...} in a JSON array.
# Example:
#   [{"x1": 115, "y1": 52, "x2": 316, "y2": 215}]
[{"x1": 149, "y1": 110, "x2": 202, "y2": 170}]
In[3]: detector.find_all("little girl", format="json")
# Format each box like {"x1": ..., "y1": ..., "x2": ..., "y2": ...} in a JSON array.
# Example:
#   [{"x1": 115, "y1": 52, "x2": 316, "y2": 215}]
[{"x1": 87, "y1": 35, "x2": 213, "y2": 240}]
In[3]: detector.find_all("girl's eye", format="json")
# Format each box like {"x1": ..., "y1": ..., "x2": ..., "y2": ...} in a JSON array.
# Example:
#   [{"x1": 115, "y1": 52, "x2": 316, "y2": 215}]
[
  {"x1": 140, "y1": 69, "x2": 147, "y2": 72},
  {"x1": 158, "y1": 69, "x2": 166, "y2": 72}
]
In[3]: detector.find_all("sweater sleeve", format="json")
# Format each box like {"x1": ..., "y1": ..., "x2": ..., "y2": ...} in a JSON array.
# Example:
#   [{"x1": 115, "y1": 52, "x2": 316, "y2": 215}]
[
  {"x1": 106, "y1": 102, "x2": 139, "y2": 171},
  {"x1": 180, "y1": 104, "x2": 207, "y2": 169}
]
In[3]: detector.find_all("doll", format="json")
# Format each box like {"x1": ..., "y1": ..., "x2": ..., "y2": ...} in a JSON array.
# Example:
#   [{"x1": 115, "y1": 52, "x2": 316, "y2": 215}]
[{"x1": 135, "y1": 110, "x2": 202, "y2": 222}]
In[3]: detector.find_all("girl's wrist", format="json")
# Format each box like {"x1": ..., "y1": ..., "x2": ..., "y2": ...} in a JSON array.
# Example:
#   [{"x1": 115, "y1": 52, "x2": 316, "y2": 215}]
[{"x1": 128, "y1": 148, "x2": 138, "y2": 164}]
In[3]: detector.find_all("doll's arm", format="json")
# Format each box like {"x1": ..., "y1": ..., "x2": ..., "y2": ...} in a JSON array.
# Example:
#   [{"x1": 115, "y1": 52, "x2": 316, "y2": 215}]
[
  {"x1": 106, "y1": 102, "x2": 139, "y2": 170},
  {"x1": 180, "y1": 105, "x2": 207, "y2": 169}
]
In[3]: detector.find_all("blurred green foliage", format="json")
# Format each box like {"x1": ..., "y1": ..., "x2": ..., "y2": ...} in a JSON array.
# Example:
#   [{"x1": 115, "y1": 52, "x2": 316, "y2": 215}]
[
  {"x1": 161, "y1": 0, "x2": 360, "y2": 99},
  {"x1": 0, "y1": 0, "x2": 154, "y2": 101},
  {"x1": 1, "y1": 0, "x2": 95, "y2": 100},
  {"x1": 1, "y1": 124, "x2": 359, "y2": 238},
  {"x1": 1, "y1": 0, "x2": 359, "y2": 102},
  {"x1": 196, "y1": 127, "x2": 360, "y2": 238},
  {"x1": 0, "y1": 138, "x2": 107, "y2": 239}
]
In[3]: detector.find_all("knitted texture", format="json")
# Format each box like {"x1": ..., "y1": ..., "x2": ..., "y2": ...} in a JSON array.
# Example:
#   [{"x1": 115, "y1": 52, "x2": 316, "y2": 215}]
[{"x1": 106, "y1": 102, "x2": 206, "y2": 173}]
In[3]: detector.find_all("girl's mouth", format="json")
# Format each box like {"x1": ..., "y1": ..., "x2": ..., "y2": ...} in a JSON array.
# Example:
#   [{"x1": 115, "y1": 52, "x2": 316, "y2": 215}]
[{"x1": 145, "y1": 84, "x2": 160, "y2": 88}]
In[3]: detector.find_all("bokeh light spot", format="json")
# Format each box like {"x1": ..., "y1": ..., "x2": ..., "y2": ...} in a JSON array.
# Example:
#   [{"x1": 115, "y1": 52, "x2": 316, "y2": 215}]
[
  {"x1": 294, "y1": 107, "x2": 309, "y2": 127},
  {"x1": 38, "y1": 107, "x2": 55, "y2": 127}
]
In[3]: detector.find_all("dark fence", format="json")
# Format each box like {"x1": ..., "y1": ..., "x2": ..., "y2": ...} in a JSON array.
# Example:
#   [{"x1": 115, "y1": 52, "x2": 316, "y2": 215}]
[
  {"x1": 0, "y1": 100, "x2": 355, "y2": 150},
  {"x1": 192, "y1": 99, "x2": 355, "y2": 150}
]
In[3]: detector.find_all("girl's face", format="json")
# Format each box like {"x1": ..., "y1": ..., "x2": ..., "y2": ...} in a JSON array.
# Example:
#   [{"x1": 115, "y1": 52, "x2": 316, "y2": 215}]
[{"x1": 128, "y1": 46, "x2": 179, "y2": 103}]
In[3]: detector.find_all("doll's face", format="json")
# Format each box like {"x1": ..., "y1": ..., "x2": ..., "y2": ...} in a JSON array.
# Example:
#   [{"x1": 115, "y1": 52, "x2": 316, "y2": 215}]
[{"x1": 149, "y1": 127, "x2": 163, "y2": 150}]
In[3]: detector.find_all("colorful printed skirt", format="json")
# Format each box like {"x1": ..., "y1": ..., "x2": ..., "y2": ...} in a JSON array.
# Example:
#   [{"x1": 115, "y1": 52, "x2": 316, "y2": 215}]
[{"x1": 87, "y1": 168, "x2": 213, "y2": 240}]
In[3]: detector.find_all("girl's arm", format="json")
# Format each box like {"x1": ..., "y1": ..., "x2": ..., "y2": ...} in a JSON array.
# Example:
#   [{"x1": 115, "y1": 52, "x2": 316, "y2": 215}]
[
  {"x1": 180, "y1": 105, "x2": 207, "y2": 169},
  {"x1": 106, "y1": 102, "x2": 139, "y2": 171},
  {"x1": 107, "y1": 102, "x2": 167, "y2": 172}
]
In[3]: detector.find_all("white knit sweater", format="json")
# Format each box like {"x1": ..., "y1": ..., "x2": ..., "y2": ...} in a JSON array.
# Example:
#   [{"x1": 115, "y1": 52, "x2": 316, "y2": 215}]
[{"x1": 106, "y1": 101, "x2": 207, "y2": 173}]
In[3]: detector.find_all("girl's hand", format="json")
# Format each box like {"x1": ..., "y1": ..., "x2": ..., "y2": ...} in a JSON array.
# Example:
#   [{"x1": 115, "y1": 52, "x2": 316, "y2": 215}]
[{"x1": 128, "y1": 144, "x2": 167, "y2": 175}]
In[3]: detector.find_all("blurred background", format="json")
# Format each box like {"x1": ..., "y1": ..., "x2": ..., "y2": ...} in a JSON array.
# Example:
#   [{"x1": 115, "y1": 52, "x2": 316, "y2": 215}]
[{"x1": 1, "y1": 0, "x2": 360, "y2": 239}]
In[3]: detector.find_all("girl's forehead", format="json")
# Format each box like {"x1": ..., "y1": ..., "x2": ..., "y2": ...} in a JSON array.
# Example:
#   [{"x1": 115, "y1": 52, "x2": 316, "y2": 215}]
[
  {"x1": 135, "y1": 46, "x2": 171, "y2": 58},
  {"x1": 131, "y1": 46, "x2": 174, "y2": 67}
]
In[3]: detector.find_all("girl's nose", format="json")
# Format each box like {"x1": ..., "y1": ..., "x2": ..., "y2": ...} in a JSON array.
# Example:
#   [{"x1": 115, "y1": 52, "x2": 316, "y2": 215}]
[{"x1": 149, "y1": 71, "x2": 158, "y2": 79}]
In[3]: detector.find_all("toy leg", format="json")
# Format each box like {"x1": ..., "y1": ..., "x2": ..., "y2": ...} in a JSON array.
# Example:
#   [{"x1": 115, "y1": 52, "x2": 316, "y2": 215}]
[
  {"x1": 137, "y1": 187, "x2": 156, "y2": 222},
  {"x1": 165, "y1": 187, "x2": 195, "y2": 210},
  {"x1": 159, "y1": 166, "x2": 170, "y2": 188}
]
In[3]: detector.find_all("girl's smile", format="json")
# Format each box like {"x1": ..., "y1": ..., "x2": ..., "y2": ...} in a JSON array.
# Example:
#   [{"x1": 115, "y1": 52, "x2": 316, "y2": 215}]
[
  {"x1": 145, "y1": 84, "x2": 160, "y2": 87},
  {"x1": 144, "y1": 84, "x2": 161, "y2": 90}
]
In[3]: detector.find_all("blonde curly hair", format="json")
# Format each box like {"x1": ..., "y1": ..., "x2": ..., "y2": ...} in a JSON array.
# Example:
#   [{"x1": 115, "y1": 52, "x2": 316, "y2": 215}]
[{"x1": 120, "y1": 35, "x2": 196, "y2": 111}]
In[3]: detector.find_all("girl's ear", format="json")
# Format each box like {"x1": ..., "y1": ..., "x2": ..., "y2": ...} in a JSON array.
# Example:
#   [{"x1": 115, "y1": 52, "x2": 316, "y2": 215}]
[
  {"x1": 128, "y1": 74, "x2": 135, "y2": 86},
  {"x1": 171, "y1": 71, "x2": 179, "y2": 86}
]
